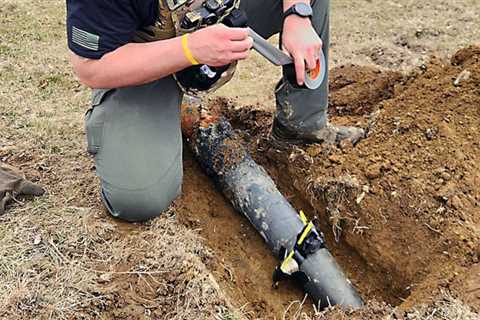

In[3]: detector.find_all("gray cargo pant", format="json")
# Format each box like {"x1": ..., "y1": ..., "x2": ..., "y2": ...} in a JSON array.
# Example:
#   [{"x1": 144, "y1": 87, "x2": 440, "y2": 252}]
[{"x1": 85, "y1": 0, "x2": 330, "y2": 222}]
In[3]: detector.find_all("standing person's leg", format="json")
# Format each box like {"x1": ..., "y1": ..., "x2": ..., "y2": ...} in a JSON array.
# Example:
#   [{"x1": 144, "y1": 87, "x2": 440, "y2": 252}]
[
  {"x1": 85, "y1": 77, "x2": 183, "y2": 222},
  {"x1": 240, "y1": 0, "x2": 364, "y2": 145}
]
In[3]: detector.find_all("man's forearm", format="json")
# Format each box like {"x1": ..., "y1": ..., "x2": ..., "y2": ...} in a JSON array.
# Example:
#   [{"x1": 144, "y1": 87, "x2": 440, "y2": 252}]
[{"x1": 71, "y1": 37, "x2": 191, "y2": 89}]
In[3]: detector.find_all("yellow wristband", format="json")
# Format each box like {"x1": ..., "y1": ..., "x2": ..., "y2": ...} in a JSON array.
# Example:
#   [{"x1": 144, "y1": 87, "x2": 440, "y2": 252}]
[{"x1": 181, "y1": 34, "x2": 200, "y2": 65}]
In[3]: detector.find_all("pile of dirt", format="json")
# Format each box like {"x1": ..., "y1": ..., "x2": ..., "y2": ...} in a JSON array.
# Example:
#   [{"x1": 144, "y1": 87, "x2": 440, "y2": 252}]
[
  {"x1": 215, "y1": 45, "x2": 479, "y2": 317},
  {"x1": 328, "y1": 65, "x2": 405, "y2": 117}
]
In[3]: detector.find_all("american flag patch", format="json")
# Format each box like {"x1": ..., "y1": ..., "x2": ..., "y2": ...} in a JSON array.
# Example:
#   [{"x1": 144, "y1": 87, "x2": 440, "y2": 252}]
[{"x1": 72, "y1": 26, "x2": 99, "y2": 51}]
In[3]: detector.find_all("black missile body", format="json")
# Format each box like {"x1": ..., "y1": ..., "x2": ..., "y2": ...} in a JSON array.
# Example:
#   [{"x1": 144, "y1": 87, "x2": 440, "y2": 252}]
[{"x1": 182, "y1": 103, "x2": 363, "y2": 309}]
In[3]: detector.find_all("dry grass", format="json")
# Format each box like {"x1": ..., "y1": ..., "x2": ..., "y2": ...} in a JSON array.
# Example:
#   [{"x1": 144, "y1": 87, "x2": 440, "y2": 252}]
[
  {"x1": 1, "y1": 0, "x2": 479, "y2": 319},
  {"x1": 0, "y1": 1, "x2": 236, "y2": 319},
  {"x1": 0, "y1": 209, "x2": 233, "y2": 319},
  {"x1": 275, "y1": 292, "x2": 477, "y2": 320}
]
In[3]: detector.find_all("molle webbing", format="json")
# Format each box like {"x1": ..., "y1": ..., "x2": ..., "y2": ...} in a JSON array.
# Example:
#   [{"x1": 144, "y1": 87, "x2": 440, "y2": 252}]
[
  {"x1": 133, "y1": 0, "x2": 241, "y2": 43},
  {"x1": 133, "y1": 1, "x2": 177, "y2": 42}
]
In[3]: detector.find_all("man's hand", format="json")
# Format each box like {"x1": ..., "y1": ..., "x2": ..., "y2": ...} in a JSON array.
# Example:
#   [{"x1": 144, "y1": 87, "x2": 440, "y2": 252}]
[
  {"x1": 189, "y1": 24, "x2": 253, "y2": 66},
  {"x1": 282, "y1": 15, "x2": 322, "y2": 86}
]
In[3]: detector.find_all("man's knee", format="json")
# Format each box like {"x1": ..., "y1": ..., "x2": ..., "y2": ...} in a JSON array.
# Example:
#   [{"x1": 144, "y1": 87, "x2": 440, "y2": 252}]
[
  {"x1": 101, "y1": 174, "x2": 182, "y2": 223},
  {"x1": 98, "y1": 154, "x2": 183, "y2": 223}
]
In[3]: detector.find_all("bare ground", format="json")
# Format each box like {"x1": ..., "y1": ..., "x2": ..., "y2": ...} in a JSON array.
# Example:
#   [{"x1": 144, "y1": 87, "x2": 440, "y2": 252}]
[{"x1": 0, "y1": 0, "x2": 479, "y2": 319}]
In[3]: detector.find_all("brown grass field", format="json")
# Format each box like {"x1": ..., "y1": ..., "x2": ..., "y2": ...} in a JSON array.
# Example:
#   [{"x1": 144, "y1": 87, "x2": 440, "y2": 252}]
[{"x1": 0, "y1": 0, "x2": 479, "y2": 319}]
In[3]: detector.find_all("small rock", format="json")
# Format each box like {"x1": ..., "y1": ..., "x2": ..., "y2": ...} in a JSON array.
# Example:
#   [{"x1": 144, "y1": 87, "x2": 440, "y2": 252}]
[
  {"x1": 438, "y1": 122, "x2": 454, "y2": 138},
  {"x1": 365, "y1": 163, "x2": 382, "y2": 180},
  {"x1": 448, "y1": 195, "x2": 463, "y2": 210},
  {"x1": 433, "y1": 167, "x2": 445, "y2": 176},
  {"x1": 328, "y1": 154, "x2": 342, "y2": 164},
  {"x1": 33, "y1": 234, "x2": 42, "y2": 245},
  {"x1": 415, "y1": 29, "x2": 424, "y2": 38},
  {"x1": 441, "y1": 172, "x2": 452, "y2": 181},
  {"x1": 425, "y1": 128, "x2": 436, "y2": 140},
  {"x1": 453, "y1": 69, "x2": 471, "y2": 87},
  {"x1": 97, "y1": 273, "x2": 112, "y2": 283}
]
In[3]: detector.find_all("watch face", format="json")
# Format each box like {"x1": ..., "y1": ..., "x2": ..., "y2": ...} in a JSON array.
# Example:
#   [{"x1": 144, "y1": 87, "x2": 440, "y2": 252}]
[{"x1": 295, "y1": 3, "x2": 313, "y2": 17}]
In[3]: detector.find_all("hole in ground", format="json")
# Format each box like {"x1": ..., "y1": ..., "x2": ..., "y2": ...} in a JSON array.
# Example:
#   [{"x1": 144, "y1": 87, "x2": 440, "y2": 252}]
[
  {"x1": 264, "y1": 161, "x2": 411, "y2": 306},
  {"x1": 175, "y1": 148, "x2": 410, "y2": 319}
]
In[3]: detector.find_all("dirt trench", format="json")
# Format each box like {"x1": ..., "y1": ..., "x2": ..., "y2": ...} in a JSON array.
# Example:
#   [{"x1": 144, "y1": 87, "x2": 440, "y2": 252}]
[
  {"x1": 175, "y1": 149, "x2": 400, "y2": 319},
  {"x1": 174, "y1": 46, "x2": 480, "y2": 319}
]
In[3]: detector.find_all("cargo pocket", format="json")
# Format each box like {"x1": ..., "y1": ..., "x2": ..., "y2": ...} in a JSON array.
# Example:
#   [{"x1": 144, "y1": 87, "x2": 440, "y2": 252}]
[{"x1": 85, "y1": 89, "x2": 113, "y2": 155}]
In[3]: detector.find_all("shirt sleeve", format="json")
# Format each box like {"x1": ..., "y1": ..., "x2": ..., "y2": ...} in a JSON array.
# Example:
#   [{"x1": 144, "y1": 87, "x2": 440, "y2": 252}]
[{"x1": 66, "y1": 0, "x2": 145, "y2": 59}]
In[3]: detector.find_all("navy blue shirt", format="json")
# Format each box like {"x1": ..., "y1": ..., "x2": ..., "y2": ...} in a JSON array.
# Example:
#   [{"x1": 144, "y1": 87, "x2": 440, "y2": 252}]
[{"x1": 66, "y1": 0, "x2": 158, "y2": 59}]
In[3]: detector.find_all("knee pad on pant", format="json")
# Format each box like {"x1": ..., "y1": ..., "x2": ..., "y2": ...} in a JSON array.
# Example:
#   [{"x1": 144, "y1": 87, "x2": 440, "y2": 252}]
[
  {"x1": 100, "y1": 159, "x2": 183, "y2": 223},
  {"x1": 101, "y1": 181, "x2": 182, "y2": 222}
]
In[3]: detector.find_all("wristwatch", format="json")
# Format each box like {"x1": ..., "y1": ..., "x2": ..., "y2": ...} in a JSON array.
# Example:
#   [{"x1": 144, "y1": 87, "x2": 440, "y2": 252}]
[{"x1": 283, "y1": 3, "x2": 313, "y2": 20}]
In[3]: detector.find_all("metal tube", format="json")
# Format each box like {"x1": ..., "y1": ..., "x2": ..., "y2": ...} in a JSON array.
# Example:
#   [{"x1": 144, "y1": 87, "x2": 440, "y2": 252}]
[
  {"x1": 248, "y1": 28, "x2": 292, "y2": 66},
  {"x1": 181, "y1": 99, "x2": 363, "y2": 309}
]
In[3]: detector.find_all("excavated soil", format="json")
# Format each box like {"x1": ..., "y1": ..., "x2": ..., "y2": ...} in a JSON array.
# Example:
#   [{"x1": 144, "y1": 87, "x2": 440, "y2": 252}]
[{"x1": 176, "y1": 46, "x2": 480, "y2": 318}]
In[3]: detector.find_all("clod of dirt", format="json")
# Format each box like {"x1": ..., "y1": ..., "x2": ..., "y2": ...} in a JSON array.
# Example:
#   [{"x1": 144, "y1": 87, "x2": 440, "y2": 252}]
[
  {"x1": 451, "y1": 45, "x2": 480, "y2": 66},
  {"x1": 329, "y1": 65, "x2": 405, "y2": 116}
]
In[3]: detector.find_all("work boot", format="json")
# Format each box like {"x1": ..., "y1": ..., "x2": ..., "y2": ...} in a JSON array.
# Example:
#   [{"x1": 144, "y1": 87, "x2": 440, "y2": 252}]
[
  {"x1": 271, "y1": 118, "x2": 365, "y2": 146},
  {"x1": 273, "y1": 76, "x2": 365, "y2": 147}
]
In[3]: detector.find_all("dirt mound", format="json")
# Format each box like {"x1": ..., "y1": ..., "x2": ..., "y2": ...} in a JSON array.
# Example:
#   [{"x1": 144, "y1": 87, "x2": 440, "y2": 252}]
[{"x1": 215, "y1": 46, "x2": 480, "y2": 317}]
